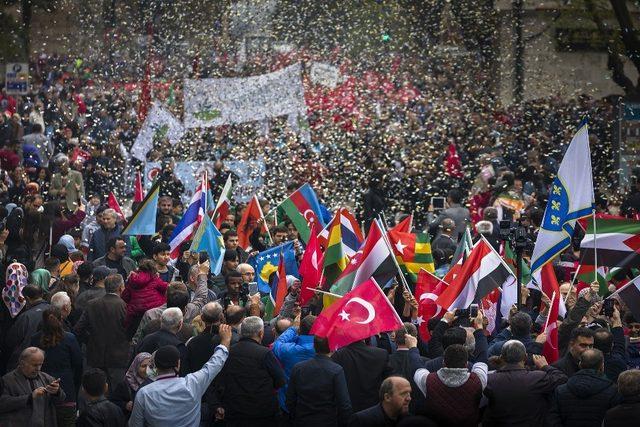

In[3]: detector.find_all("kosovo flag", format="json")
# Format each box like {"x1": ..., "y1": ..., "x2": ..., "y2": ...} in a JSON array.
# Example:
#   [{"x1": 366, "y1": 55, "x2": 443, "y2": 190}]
[{"x1": 250, "y1": 241, "x2": 299, "y2": 294}]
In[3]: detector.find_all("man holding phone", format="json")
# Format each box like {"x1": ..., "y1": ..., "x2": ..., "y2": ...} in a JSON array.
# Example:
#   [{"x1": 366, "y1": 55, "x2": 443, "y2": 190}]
[{"x1": 0, "y1": 347, "x2": 66, "y2": 426}]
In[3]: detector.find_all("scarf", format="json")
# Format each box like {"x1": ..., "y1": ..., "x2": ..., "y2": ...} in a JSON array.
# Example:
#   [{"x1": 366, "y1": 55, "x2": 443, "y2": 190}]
[
  {"x1": 125, "y1": 352, "x2": 151, "y2": 392},
  {"x1": 2, "y1": 262, "x2": 28, "y2": 317},
  {"x1": 30, "y1": 268, "x2": 51, "y2": 293}
]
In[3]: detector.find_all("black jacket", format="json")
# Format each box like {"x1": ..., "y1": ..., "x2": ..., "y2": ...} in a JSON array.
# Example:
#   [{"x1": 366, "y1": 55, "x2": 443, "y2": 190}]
[
  {"x1": 217, "y1": 337, "x2": 286, "y2": 420},
  {"x1": 483, "y1": 364, "x2": 567, "y2": 427},
  {"x1": 548, "y1": 369, "x2": 619, "y2": 427},
  {"x1": 74, "y1": 294, "x2": 129, "y2": 369},
  {"x1": 553, "y1": 352, "x2": 580, "y2": 378},
  {"x1": 332, "y1": 341, "x2": 393, "y2": 412},
  {"x1": 286, "y1": 354, "x2": 352, "y2": 427},
  {"x1": 603, "y1": 396, "x2": 640, "y2": 427},
  {"x1": 4, "y1": 300, "x2": 50, "y2": 369},
  {"x1": 349, "y1": 403, "x2": 401, "y2": 427},
  {"x1": 135, "y1": 329, "x2": 188, "y2": 375},
  {"x1": 76, "y1": 397, "x2": 126, "y2": 427}
]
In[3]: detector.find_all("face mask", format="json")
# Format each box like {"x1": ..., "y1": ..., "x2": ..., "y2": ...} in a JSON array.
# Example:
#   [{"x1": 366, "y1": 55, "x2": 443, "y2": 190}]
[{"x1": 146, "y1": 365, "x2": 158, "y2": 379}]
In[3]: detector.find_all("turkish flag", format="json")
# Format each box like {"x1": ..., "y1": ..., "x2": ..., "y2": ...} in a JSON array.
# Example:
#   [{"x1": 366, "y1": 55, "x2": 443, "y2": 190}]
[
  {"x1": 107, "y1": 192, "x2": 126, "y2": 223},
  {"x1": 445, "y1": 142, "x2": 463, "y2": 179},
  {"x1": 414, "y1": 269, "x2": 448, "y2": 341},
  {"x1": 543, "y1": 291, "x2": 560, "y2": 363},
  {"x1": 134, "y1": 171, "x2": 145, "y2": 203},
  {"x1": 310, "y1": 278, "x2": 403, "y2": 351},
  {"x1": 299, "y1": 225, "x2": 324, "y2": 306},
  {"x1": 237, "y1": 195, "x2": 267, "y2": 250}
]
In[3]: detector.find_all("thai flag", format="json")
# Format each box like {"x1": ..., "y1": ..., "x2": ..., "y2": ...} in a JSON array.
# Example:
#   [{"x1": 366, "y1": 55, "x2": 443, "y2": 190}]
[{"x1": 168, "y1": 171, "x2": 208, "y2": 259}]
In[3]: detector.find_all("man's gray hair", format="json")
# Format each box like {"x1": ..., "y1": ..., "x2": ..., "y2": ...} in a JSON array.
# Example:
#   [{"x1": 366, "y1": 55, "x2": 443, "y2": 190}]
[
  {"x1": 19, "y1": 347, "x2": 44, "y2": 363},
  {"x1": 201, "y1": 302, "x2": 223, "y2": 323},
  {"x1": 161, "y1": 307, "x2": 184, "y2": 332},
  {"x1": 104, "y1": 274, "x2": 124, "y2": 293},
  {"x1": 102, "y1": 208, "x2": 117, "y2": 220},
  {"x1": 51, "y1": 291, "x2": 71, "y2": 309},
  {"x1": 463, "y1": 327, "x2": 476, "y2": 354},
  {"x1": 501, "y1": 340, "x2": 526, "y2": 363},
  {"x1": 236, "y1": 263, "x2": 255, "y2": 274},
  {"x1": 240, "y1": 316, "x2": 264, "y2": 338},
  {"x1": 188, "y1": 264, "x2": 200, "y2": 279}
]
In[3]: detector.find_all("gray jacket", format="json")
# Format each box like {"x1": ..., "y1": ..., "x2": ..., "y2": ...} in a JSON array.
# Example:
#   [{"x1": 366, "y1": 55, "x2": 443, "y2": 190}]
[{"x1": 428, "y1": 204, "x2": 471, "y2": 240}]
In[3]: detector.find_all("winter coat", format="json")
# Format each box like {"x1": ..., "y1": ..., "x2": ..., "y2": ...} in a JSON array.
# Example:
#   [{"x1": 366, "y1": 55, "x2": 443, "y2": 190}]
[
  {"x1": 603, "y1": 396, "x2": 640, "y2": 427},
  {"x1": 121, "y1": 271, "x2": 167, "y2": 326},
  {"x1": 548, "y1": 369, "x2": 619, "y2": 427}
]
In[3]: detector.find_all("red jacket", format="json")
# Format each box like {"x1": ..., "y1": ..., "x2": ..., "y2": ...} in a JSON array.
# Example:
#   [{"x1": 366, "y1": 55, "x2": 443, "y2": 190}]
[{"x1": 122, "y1": 271, "x2": 167, "y2": 326}]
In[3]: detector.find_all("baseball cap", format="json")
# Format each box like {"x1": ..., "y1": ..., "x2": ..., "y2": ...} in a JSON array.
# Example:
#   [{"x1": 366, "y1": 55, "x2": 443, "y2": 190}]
[
  {"x1": 154, "y1": 345, "x2": 180, "y2": 369},
  {"x1": 92, "y1": 266, "x2": 117, "y2": 282}
]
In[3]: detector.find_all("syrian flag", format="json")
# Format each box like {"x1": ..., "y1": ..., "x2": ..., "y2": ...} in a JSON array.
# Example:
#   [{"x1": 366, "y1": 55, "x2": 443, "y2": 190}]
[
  {"x1": 212, "y1": 175, "x2": 233, "y2": 228},
  {"x1": 414, "y1": 269, "x2": 448, "y2": 341},
  {"x1": 543, "y1": 291, "x2": 560, "y2": 363},
  {"x1": 436, "y1": 238, "x2": 515, "y2": 311},
  {"x1": 311, "y1": 278, "x2": 403, "y2": 351},
  {"x1": 329, "y1": 219, "x2": 397, "y2": 296},
  {"x1": 609, "y1": 276, "x2": 640, "y2": 320},
  {"x1": 580, "y1": 216, "x2": 640, "y2": 269}
]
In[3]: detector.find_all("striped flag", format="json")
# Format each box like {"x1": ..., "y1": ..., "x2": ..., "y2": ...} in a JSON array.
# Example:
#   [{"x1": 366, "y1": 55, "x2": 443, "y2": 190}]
[
  {"x1": 276, "y1": 183, "x2": 326, "y2": 243},
  {"x1": 122, "y1": 181, "x2": 160, "y2": 236},
  {"x1": 212, "y1": 174, "x2": 233, "y2": 228},
  {"x1": 436, "y1": 239, "x2": 515, "y2": 311},
  {"x1": 265, "y1": 255, "x2": 288, "y2": 320},
  {"x1": 168, "y1": 172, "x2": 208, "y2": 259},
  {"x1": 388, "y1": 229, "x2": 435, "y2": 283},
  {"x1": 580, "y1": 216, "x2": 640, "y2": 269},
  {"x1": 329, "y1": 219, "x2": 396, "y2": 296},
  {"x1": 609, "y1": 276, "x2": 640, "y2": 320},
  {"x1": 321, "y1": 208, "x2": 364, "y2": 290}
]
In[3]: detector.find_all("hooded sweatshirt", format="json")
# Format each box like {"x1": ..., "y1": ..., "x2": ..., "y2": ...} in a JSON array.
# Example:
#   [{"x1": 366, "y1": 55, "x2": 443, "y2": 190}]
[{"x1": 121, "y1": 271, "x2": 168, "y2": 326}]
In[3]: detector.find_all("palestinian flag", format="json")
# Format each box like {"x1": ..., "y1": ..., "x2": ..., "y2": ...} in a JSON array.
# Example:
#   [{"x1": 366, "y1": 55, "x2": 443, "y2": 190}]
[
  {"x1": 443, "y1": 227, "x2": 473, "y2": 284},
  {"x1": 610, "y1": 276, "x2": 640, "y2": 320},
  {"x1": 576, "y1": 264, "x2": 609, "y2": 296},
  {"x1": 580, "y1": 217, "x2": 640, "y2": 269},
  {"x1": 276, "y1": 183, "x2": 326, "y2": 244},
  {"x1": 330, "y1": 219, "x2": 396, "y2": 296},
  {"x1": 212, "y1": 175, "x2": 233, "y2": 228},
  {"x1": 388, "y1": 229, "x2": 435, "y2": 283}
]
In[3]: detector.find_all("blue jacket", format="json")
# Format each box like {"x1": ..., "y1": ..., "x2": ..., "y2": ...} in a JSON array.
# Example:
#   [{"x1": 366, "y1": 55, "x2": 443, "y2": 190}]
[
  {"x1": 272, "y1": 327, "x2": 315, "y2": 412},
  {"x1": 488, "y1": 330, "x2": 543, "y2": 358}
]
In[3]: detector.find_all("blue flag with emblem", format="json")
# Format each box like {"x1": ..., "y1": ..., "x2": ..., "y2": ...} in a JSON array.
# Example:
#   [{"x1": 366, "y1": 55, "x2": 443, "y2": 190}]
[
  {"x1": 190, "y1": 214, "x2": 225, "y2": 275},
  {"x1": 530, "y1": 121, "x2": 594, "y2": 273},
  {"x1": 250, "y1": 241, "x2": 299, "y2": 293}
]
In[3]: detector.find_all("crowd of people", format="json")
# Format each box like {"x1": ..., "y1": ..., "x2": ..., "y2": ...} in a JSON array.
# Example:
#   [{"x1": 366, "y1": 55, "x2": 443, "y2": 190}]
[{"x1": 0, "y1": 48, "x2": 639, "y2": 427}]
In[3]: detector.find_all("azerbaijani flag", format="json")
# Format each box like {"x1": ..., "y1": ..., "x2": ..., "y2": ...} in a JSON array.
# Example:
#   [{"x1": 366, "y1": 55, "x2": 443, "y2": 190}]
[
  {"x1": 387, "y1": 229, "x2": 435, "y2": 283},
  {"x1": 276, "y1": 183, "x2": 326, "y2": 243}
]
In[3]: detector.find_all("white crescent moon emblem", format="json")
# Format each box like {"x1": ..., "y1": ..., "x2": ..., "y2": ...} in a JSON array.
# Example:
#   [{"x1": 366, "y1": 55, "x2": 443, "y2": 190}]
[
  {"x1": 303, "y1": 209, "x2": 315, "y2": 223},
  {"x1": 420, "y1": 292, "x2": 442, "y2": 316},
  {"x1": 345, "y1": 297, "x2": 376, "y2": 324}
]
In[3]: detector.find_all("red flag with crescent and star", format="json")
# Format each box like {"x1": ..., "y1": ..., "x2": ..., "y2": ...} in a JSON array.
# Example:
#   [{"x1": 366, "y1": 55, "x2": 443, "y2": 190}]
[
  {"x1": 414, "y1": 269, "x2": 448, "y2": 341},
  {"x1": 310, "y1": 278, "x2": 403, "y2": 351}
]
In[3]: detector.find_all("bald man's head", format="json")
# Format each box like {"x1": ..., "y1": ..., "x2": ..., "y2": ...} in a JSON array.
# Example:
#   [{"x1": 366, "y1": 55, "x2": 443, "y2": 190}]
[
  {"x1": 202, "y1": 302, "x2": 223, "y2": 324},
  {"x1": 379, "y1": 376, "x2": 412, "y2": 417}
]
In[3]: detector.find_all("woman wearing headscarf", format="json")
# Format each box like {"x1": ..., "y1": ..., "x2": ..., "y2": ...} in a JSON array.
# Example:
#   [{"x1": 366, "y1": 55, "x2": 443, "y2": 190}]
[
  {"x1": 57, "y1": 234, "x2": 76, "y2": 255},
  {"x1": 0, "y1": 263, "x2": 28, "y2": 374},
  {"x1": 30, "y1": 268, "x2": 52, "y2": 294},
  {"x1": 109, "y1": 352, "x2": 152, "y2": 420}
]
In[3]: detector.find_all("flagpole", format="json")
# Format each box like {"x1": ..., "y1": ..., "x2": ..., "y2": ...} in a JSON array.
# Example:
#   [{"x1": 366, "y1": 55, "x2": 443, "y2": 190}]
[
  {"x1": 563, "y1": 264, "x2": 581, "y2": 306},
  {"x1": 376, "y1": 217, "x2": 413, "y2": 295},
  {"x1": 306, "y1": 287, "x2": 343, "y2": 298},
  {"x1": 592, "y1": 209, "x2": 599, "y2": 284},
  {"x1": 542, "y1": 291, "x2": 556, "y2": 333},
  {"x1": 255, "y1": 195, "x2": 273, "y2": 243}
]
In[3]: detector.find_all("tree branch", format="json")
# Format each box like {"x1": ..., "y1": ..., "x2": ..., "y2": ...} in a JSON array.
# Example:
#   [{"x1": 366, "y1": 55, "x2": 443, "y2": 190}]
[{"x1": 610, "y1": 0, "x2": 640, "y2": 73}]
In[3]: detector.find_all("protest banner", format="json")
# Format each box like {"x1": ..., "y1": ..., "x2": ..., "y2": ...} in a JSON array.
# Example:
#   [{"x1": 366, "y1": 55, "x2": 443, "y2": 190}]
[{"x1": 183, "y1": 63, "x2": 306, "y2": 128}]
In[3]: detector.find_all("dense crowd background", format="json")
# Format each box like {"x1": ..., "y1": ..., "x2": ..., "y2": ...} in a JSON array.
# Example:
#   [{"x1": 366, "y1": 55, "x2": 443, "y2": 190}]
[{"x1": 0, "y1": 48, "x2": 639, "y2": 427}]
